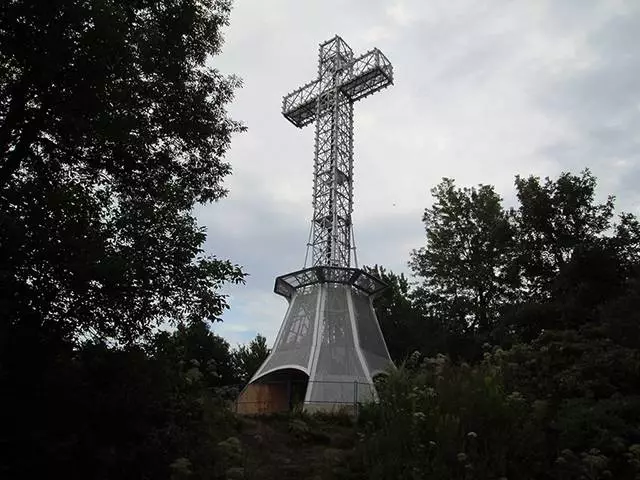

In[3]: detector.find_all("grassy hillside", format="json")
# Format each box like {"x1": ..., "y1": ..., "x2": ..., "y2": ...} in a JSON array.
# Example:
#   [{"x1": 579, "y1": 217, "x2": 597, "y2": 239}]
[{"x1": 213, "y1": 412, "x2": 360, "y2": 480}]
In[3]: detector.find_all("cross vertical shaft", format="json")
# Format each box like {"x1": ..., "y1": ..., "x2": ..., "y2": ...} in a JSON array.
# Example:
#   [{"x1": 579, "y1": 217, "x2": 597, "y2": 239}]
[{"x1": 282, "y1": 35, "x2": 393, "y2": 268}]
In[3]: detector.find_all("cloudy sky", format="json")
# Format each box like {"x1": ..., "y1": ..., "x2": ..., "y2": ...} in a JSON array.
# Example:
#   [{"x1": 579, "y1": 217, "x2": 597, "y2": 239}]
[{"x1": 197, "y1": 0, "x2": 640, "y2": 346}]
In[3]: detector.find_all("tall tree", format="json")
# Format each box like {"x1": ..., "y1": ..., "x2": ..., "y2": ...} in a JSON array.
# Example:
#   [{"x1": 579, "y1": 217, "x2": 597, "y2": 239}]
[
  {"x1": 364, "y1": 264, "x2": 443, "y2": 362},
  {"x1": 0, "y1": 3, "x2": 245, "y2": 477},
  {"x1": 410, "y1": 171, "x2": 639, "y2": 349},
  {"x1": 409, "y1": 179, "x2": 517, "y2": 338},
  {"x1": 514, "y1": 169, "x2": 615, "y2": 300},
  {"x1": 0, "y1": 0, "x2": 245, "y2": 345},
  {"x1": 151, "y1": 320, "x2": 238, "y2": 387},
  {"x1": 233, "y1": 333, "x2": 270, "y2": 382}
]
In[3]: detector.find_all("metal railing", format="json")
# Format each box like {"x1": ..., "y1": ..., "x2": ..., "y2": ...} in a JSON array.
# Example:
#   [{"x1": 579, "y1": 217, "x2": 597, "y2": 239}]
[{"x1": 233, "y1": 380, "x2": 375, "y2": 415}]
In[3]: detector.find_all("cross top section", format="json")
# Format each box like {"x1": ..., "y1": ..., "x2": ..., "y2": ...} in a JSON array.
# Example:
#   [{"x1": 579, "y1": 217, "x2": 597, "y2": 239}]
[
  {"x1": 282, "y1": 35, "x2": 393, "y2": 268},
  {"x1": 318, "y1": 36, "x2": 353, "y2": 77}
]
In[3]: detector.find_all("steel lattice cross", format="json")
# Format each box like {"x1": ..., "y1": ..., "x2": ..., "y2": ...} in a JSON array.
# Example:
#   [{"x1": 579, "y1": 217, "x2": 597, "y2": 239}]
[{"x1": 282, "y1": 35, "x2": 393, "y2": 268}]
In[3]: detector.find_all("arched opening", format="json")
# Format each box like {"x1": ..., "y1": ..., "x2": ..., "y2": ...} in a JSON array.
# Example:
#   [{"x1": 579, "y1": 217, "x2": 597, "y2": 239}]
[
  {"x1": 256, "y1": 368, "x2": 309, "y2": 411},
  {"x1": 236, "y1": 368, "x2": 309, "y2": 414}
]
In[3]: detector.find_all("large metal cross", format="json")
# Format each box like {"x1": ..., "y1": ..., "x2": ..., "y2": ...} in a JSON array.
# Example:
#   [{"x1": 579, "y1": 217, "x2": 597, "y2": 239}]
[{"x1": 282, "y1": 35, "x2": 393, "y2": 268}]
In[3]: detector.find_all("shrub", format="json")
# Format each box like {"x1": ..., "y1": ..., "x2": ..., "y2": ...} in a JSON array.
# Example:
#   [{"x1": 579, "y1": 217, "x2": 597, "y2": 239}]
[{"x1": 358, "y1": 355, "x2": 545, "y2": 480}]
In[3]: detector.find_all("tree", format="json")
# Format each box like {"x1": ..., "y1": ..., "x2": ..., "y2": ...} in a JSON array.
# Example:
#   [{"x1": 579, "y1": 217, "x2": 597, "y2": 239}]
[
  {"x1": 365, "y1": 265, "x2": 415, "y2": 362},
  {"x1": 410, "y1": 171, "x2": 640, "y2": 350},
  {"x1": 359, "y1": 170, "x2": 640, "y2": 480},
  {"x1": 151, "y1": 320, "x2": 238, "y2": 388},
  {"x1": 0, "y1": 2, "x2": 246, "y2": 478},
  {"x1": 364, "y1": 264, "x2": 443, "y2": 362},
  {"x1": 0, "y1": 0, "x2": 245, "y2": 346},
  {"x1": 505, "y1": 170, "x2": 634, "y2": 337},
  {"x1": 233, "y1": 333, "x2": 270, "y2": 382},
  {"x1": 513, "y1": 169, "x2": 615, "y2": 300},
  {"x1": 3, "y1": 338, "x2": 240, "y2": 480},
  {"x1": 409, "y1": 179, "x2": 518, "y2": 340}
]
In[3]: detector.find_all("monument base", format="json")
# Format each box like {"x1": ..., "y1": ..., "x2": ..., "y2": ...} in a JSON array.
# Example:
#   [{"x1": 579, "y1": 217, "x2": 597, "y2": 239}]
[{"x1": 235, "y1": 267, "x2": 394, "y2": 414}]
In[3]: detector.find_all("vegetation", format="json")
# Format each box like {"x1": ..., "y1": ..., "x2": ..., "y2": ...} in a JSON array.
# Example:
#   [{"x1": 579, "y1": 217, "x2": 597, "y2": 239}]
[
  {"x1": 233, "y1": 333, "x2": 271, "y2": 382},
  {"x1": 360, "y1": 170, "x2": 640, "y2": 480},
  {"x1": 0, "y1": 0, "x2": 248, "y2": 478},
  {"x1": 1, "y1": 1, "x2": 638, "y2": 479}
]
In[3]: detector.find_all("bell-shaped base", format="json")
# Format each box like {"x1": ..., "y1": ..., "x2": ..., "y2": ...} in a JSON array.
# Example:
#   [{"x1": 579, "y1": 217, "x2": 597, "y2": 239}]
[{"x1": 236, "y1": 267, "x2": 393, "y2": 414}]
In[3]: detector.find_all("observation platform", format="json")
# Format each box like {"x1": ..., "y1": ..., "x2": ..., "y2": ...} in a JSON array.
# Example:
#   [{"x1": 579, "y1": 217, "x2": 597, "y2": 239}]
[{"x1": 274, "y1": 265, "x2": 388, "y2": 300}]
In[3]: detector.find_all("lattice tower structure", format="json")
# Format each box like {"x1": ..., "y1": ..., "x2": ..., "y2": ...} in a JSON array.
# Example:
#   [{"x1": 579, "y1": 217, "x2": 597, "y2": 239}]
[
  {"x1": 282, "y1": 35, "x2": 393, "y2": 267},
  {"x1": 235, "y1": 35, "x2": 394, "y2": 414}
]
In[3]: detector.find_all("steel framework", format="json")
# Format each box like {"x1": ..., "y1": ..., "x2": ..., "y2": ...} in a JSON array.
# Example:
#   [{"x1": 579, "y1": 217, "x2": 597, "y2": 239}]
[{"x1": 282, "y1": 35, "x2": 393, "y2": 267}]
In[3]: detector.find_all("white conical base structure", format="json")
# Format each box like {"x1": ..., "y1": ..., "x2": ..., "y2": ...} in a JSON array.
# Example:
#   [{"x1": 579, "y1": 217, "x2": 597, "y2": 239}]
[{"x1": 236, "y1": 267, "x2": 394, "y2": 413}]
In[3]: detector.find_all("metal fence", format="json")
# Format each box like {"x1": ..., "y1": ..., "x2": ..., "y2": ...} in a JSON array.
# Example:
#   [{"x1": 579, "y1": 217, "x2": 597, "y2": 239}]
[{"x1": 233, "y1": 380, "x2": 375, "y2": 415}]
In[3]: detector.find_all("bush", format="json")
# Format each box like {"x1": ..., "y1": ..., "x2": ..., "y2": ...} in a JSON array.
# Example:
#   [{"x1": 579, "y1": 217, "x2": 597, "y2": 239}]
[
  {"x1": 357, "y1": 355, "x2": 545, "y2": 479},
  {"x1": 356, "y1": 340, "x2": 640, "y2": 480}
]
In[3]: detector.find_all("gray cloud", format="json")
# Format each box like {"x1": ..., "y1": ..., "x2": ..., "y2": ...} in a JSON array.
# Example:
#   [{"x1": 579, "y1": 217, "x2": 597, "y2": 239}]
[
  {"x1": 537, "y1": 7, "x2": 640, "y2": 210},
  {"x1": 199, "y1": 0, "x2": 640, "y2": 344}
]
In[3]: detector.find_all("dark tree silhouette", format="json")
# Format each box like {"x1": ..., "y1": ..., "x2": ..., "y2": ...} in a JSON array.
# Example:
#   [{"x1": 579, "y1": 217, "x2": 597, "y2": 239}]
[
  {"x1": 233, "y1": 333, "x2": 271, "y2": 382},
  {"x1": 0, "y1": 2, "x2": 245, "y2": 478},
  {"x1": 0, "y1": 0, "x2": 245, "y2": 345}
]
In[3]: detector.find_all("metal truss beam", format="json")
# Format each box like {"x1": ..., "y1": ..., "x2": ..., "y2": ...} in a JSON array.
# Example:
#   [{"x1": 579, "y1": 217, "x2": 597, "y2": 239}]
[{"x1": 282, "y1": 35, "x2": 394, "y2": 268}]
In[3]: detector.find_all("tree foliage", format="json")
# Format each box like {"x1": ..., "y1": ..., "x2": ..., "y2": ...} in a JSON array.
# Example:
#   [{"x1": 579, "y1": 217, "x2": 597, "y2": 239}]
[
  {"x1": 358, "y1": 169, "x2": 640, "y2": 480},
  {"x1": 514, "y1": 171, "x2": 616, "y2": 300},
  {"x1": 151, "y1": 320, "x2": 239, "y2": 387},
  {"x1": 409, "y1": 179, "x2": 518, "y2": 337},
  {"x1": 233, "y1": 333, "x2": 270, "y2": 382},
  {"x1": 405, "y1": 169, "x2": 639, "y2": 353},
  {"x1": 0, "y1": 1, "x2": 247, "y2": 478},
  {"x1": 4, "y1": 335, "x2": 243, "y2": 480},
  {"x1": 0, "y1": 0, "x2": 245, "y2": 345}
]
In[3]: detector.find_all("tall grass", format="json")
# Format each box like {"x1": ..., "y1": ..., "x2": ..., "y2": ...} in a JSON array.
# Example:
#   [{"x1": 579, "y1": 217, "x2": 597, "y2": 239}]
[{"x1": 357, "y1": 355, "x2": 544, "y2": 480}]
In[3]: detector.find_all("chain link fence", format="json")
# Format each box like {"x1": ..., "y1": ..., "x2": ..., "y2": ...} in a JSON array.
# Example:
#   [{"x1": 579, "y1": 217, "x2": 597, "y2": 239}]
[{"x1": 233, "y1": 380, "x2": 376, "y2": 415}]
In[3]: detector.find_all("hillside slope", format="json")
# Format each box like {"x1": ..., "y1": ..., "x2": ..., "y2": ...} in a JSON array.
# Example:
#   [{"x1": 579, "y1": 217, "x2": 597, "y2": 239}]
[{"x1": 215, "y1": 414, "x2": 361, "y2": 480}]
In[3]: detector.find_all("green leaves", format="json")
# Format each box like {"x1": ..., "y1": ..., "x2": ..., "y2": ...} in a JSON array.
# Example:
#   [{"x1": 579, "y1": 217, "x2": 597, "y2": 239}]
[
  {"x1": 151, "y1": 320, "x2": 239, "y2": 388},
  {"x1": 408, "y1": 170, "x2": 639, "y2": 352},
  {"x1": 0, "y1": 0, "x2": 246, "y2": 344},
  {"x1": 365, "y1": 169, "x2": 640, "y2": 479},
  {"x1": 514, "y1": 169, "x2": 615, "y2": 299},
  {"x1": 360, "y1": 359, "x2": 540, "y2": 480},
  {"x1": 233, "y1": 333, "x2": 270, "y2": 382},
  {"x1": 410, "y1": 179, "x2": 517, "y2": 339}
]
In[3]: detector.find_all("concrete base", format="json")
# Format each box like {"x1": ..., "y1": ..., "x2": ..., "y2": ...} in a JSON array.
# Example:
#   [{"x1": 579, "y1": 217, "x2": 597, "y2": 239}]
[{"x1": 302, "y1": 403, "x2": 358, "y2": 415}]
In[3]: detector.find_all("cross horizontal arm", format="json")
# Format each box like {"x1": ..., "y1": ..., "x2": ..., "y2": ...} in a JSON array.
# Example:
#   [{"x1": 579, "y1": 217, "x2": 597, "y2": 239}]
[
  {"x1": 341, "y1": 48, "x2": 393, "y2": 102},
  {"x1": 281, "y1": 79, "x2": 321, "y2": 128},
  {"x1": 282, "y1": 48, "x2": 394, "y2": 128}
]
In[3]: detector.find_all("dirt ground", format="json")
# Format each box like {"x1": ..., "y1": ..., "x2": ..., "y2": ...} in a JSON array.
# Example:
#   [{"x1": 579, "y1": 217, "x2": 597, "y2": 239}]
[{"x1": 218, "y1": 413, "x2": 363, "y2": 480}]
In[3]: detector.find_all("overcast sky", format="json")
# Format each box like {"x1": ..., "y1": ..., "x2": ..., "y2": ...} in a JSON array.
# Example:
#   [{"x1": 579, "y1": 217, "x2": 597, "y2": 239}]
[{"x1": 196, "y1": 0, "x2": 640, "y2": 346}]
